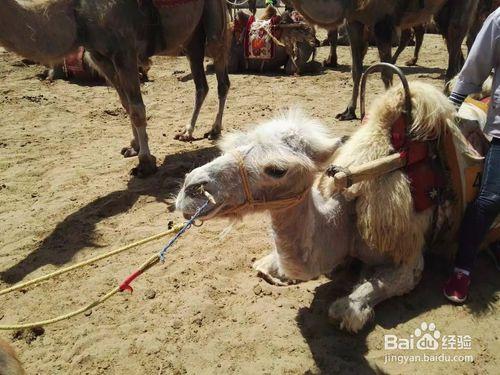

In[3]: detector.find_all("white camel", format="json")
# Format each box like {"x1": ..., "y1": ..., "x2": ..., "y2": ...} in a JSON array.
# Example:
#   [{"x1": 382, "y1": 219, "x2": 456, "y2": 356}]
[{"x1": 177, "y1": 81, "x2": 473, "y2": 332}]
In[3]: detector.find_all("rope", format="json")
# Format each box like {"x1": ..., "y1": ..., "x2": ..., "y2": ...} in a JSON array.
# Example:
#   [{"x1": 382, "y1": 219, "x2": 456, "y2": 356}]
[
  {"x1": 226, "y1": 0, "x2": 249, "y2": 6},
  {"x1": 0, "y1": 203, "x2": 209, "y2": 330},
  {"x1": 0, "y1": 224, "x2": 184, "y2": 297}
]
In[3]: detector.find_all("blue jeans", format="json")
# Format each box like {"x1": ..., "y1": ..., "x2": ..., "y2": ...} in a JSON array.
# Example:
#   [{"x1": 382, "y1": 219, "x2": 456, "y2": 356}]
[{"x1": 455, "y1": 137, "x2": 500, "y2": 272}]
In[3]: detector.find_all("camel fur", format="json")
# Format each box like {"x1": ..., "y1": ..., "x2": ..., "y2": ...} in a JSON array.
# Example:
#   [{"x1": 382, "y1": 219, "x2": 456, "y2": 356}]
[{"x1": 177, "y1": 81, "x2": 466, "y2": 332}]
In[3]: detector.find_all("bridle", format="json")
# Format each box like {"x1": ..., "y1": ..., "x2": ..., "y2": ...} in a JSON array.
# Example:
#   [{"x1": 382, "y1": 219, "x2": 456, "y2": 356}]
[{"x1": 214, "y1": 150, "x2": 310, "y2": 217}]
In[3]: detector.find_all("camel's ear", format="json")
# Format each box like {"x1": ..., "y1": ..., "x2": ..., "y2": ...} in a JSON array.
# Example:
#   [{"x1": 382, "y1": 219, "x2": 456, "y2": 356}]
[
  {"x1": 282, "y1": 132, "x2": 343, "y2": 165},
  {"x1": 304, "y1": 137, "x2": 344, "y2": 165},
  {"x1": 218, "y1": 132, "x2": 250, "y2": 152}
]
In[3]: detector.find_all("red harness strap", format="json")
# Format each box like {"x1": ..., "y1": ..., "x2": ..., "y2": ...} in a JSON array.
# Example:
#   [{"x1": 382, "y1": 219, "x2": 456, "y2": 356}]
[{"x1": 391, "y1": 116, "x2": 445, "y2": 212}]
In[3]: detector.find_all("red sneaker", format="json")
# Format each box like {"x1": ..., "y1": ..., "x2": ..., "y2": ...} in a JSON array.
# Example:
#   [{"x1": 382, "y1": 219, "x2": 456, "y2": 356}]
[{"x1": 443, "y1": 271, "x2": 471, "y2": 303}]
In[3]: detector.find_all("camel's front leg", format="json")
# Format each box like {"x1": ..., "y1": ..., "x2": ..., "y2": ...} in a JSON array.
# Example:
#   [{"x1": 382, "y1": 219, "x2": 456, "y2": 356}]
[
  {"x1": 113, "y1": 50, "x2": 157, "y2": 177},
  {"x1": 336, "y1": 21, "x2": 366, "y2": 121},
  {"x1": 329, "y1": 254, "x2": 424, "y2": 333},
  {"x1": 253, "y1": 252, "x2": 292, "y2": 286}
]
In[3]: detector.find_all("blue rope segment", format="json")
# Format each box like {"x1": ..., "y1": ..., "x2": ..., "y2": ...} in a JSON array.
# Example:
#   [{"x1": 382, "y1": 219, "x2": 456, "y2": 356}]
[{"x1": 159, "y1": 201, "x2": 209, "y2": 262}]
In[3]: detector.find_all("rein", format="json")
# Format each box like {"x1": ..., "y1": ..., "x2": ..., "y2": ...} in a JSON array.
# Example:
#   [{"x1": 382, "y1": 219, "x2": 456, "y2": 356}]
[{"x1": 216, "y1": 151, "x2": 310, "y2": 216}]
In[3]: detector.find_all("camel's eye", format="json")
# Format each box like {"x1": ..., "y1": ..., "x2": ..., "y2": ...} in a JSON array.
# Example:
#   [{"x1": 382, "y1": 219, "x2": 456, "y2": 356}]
[{"x1": 264, "y1": 166, "x2": 288, "y2": 179}]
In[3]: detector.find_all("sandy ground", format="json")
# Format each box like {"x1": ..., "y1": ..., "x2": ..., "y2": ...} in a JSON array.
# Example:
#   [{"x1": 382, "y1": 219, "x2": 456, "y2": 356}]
[{"x1": 0, "y1": 26, "x2": 499, "y2": 375}]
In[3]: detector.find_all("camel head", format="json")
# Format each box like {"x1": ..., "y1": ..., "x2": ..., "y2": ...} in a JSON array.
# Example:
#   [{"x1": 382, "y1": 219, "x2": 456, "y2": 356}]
[{"x1": 176, "y1": 110, "x2": 342, "y2": 220}]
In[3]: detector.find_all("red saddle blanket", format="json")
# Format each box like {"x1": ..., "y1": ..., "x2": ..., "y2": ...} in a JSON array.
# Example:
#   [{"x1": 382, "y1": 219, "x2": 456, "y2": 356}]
[
  {"x1": 243, "y1": 15, "x2": 282, "y2": 60},
  {"x1": 391, "y1": 116, "x2": 445, "y2": 212}
]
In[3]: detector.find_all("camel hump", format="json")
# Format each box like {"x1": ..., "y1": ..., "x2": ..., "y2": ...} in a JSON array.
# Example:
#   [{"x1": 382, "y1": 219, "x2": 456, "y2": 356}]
[{"x1": 324, "y1": 81, "x2": 456, "y2": 264}]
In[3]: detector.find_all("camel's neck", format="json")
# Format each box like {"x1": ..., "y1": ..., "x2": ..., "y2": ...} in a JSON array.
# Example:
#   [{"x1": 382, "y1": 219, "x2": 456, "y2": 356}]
[
  {"x1": 289, "y1": 0, "x2": 351, "y2": 29},
  {"x1": 0, "y1": 0, "x2": 79, "y2": 64},
  {"x1": 269, "y1": 188, "x2": 354, "y2": 280}
]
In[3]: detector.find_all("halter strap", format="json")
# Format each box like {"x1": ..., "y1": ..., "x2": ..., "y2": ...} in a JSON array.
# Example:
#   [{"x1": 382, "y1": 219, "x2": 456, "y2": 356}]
[{"x1": 216, "y1": 151, "x2": 310, "y2": 216}]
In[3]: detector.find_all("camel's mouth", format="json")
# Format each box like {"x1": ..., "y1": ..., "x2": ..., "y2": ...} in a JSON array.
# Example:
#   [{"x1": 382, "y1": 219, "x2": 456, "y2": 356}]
[{"x1": 181, "y1": 201, "x2": 224, "y2": 221}]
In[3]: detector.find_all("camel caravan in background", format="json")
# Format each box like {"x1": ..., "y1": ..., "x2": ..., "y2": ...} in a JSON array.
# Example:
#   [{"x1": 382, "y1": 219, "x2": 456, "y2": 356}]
[
  {"x1": 228, "y1": 6, "x2": 321, "y2": 75},
  {"x1": 177, "y1": 63, "x2": 494, "y2": 331},
  {"x1": 284, "y1": 0, "x2": 481, "y2": 120}
]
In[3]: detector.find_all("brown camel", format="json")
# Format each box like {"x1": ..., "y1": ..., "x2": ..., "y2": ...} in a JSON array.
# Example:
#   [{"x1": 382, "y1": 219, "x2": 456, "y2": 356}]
[
  {"x1": 0, "y1": 0, "x2": 230, "y2": 177},
  {"x1": 286, "y1": 0, "x2": 479, "y2": 120}
]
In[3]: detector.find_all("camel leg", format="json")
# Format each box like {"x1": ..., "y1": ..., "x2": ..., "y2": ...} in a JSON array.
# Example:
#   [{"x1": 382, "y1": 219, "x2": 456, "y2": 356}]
[
  {"x1": 374, "y1": 16, "x2": 394, "y2": 89},
  {"x1": 407, "y1": 24, "x2": 425, "y2": 66},
  {"x1": 336, "y1": 21, "x2": 366, "y2": 121},
  {"x1": 437, "y1": 2, "x2": 475, "y2": 81},
  {"x1": 89, "y1": 52, "x2": 141, "y2": 157},
  {"x1": 392, "y1": 29, "x2": 411, "y2": 65},
  {"x1": 253, "y1": 252, "x2": 292, "y2": 286},
  {"x1": 324, "y1": 29, "x2": 338, "y2": 68},
  {"x1": 202, "y1": 0, "x2": 230, "y2": 140},
  {"x1": 112, "y1": 50, "x2": 157, "y2": 177},
  {"x1": 329, "y1": 254, "x2": 424, "y2": 333},
  {"x1": 174, "y1": 29, "x2": 208, "y2": 142},
  {"x1": 205, "y1": 56, "x2": 230, "y2": 140}
]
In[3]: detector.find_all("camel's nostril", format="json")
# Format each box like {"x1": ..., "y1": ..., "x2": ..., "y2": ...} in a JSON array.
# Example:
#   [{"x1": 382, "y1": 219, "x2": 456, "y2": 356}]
[{"x1": 185, "y1": 182, "x2": 209, "y2": 197}]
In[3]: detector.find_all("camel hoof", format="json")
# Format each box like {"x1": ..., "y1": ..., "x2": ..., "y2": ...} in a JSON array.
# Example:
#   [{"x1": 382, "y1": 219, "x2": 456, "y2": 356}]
[
  {"x1": 323, "y1": 59, "x2": 338, "y2": 68},
  {"x1": 121, "y1": 146, "x2": 139, "y2": 158},
  {"x1": 174, "y1": 133, "x2": 195, "y2": 142},
  {"x1": 131, "y1": 155, "x2": 157, "y2": 178},
  {"x1": 405, "y1": 58, "x2": 418, "y2": 66},
  {"x1": 335, "y1": 109, "x2": 357, "y2": 121},
  {"x1": 204, "y1": 130, "x2": 221, "y2": 141},
  {"x1": 328, "y1": 297, "x2": 373, "y2": 333}
]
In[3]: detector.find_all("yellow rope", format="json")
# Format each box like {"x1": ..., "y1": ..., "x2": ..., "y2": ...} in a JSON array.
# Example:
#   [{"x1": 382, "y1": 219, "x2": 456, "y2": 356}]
[
  {"x1": 0, "y1": 224, "x2": 184, "y2": 330},
  {"x1": 0, "y1": 224, "x2": 184, "y2": 297}
]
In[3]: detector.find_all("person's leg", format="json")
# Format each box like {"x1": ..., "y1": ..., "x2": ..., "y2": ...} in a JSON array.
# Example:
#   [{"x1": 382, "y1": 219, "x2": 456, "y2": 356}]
[{"x1": 444, "y1": 138, "x2": 500, "y2": 302}]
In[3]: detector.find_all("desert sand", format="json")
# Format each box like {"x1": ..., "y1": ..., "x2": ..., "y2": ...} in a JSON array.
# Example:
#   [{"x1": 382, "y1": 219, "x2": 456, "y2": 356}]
[{"x1": 0, "y1": 27, "x2": 498, "y2": 375}]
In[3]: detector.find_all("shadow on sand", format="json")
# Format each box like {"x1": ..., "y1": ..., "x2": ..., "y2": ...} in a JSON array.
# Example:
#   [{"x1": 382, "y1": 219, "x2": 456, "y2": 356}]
[
  {"x1": 297, "y1": 254, "x2": 499, "y2": 374},
  {"x1": 0, "y1": 146, "x2": 220, "y2": 284}
]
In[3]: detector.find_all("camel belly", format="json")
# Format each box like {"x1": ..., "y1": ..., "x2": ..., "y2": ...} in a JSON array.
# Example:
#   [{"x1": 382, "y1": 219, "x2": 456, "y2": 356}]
[
  {"x1": 156, "y1": 3, "x2": 205, "y2": 55},
  {"x1": 400, "y1": 0, "x2": 448, "y2": 29}
]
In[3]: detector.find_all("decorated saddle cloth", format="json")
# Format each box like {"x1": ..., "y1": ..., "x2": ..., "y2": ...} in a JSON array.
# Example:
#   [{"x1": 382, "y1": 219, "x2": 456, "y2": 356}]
[{"x1": 244, "y1": 16, "x2": 281, "y2": 60}]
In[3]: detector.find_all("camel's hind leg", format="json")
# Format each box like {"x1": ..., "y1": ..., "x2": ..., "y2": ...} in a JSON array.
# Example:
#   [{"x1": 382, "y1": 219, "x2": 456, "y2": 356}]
[
  {"x1": 374, "y1": 15, "x2": 395, "y2": 89},
  {"x1": 204, "y1": 0, "x2": 230, "y2": 140},
  {"x1": 336, "y1": 21, "x2": 366, "y2": 121},
  {"x1": 392, "y1": 29, "x2": 411, "y2": 65},
  {"x1": 407, "y1": 24, "x2": 425, "y2": 66},
  {"x1": 329, "y1": 254, "x2": 424, "y2": 333},
  {"x1": 175, "y1": 26, "x2": 209, "y2": 142}
]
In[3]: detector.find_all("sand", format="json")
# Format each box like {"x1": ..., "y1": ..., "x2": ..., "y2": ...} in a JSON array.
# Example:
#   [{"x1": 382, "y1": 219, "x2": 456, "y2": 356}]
[{"x1": 0, "y1": 29, "x2": 499, "y2": 374}]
